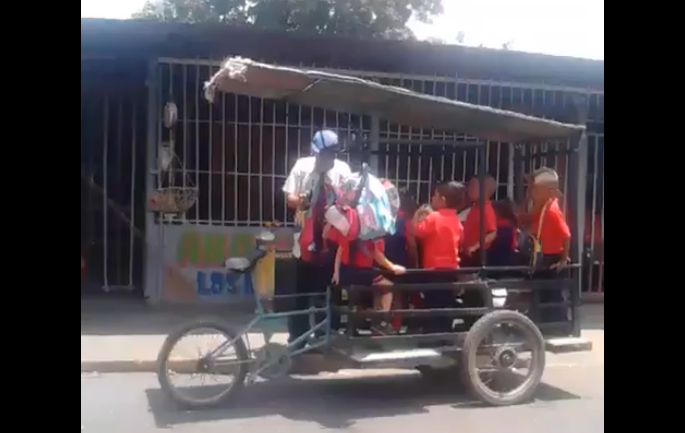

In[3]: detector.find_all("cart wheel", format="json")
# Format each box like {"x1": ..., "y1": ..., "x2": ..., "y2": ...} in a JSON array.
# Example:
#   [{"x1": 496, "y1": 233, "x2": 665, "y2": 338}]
[
  {"x1": 156, "y1": 319, "x2": 250, "y2": 409},
  {"x1": 460, "y1": 310, "x2": 546, "y2": 406}
]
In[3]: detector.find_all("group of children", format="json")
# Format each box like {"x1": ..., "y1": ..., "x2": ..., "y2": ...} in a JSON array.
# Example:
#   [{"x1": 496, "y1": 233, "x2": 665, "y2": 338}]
[{"x1": 324, "y1": 166, "x2": 571, "y2": 334}]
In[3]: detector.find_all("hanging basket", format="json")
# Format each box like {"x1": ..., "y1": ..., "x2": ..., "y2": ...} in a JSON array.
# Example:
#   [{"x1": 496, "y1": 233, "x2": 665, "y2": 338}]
[{"x1": 148, "y1": 187, "x2": 198, "y2": 214}]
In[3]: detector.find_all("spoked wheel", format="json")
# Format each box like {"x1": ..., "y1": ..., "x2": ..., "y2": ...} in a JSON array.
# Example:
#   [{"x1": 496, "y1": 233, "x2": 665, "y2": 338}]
[
  {"x1": 461, "y1": 310, "x2": 546, "y2": 406},
  {"x1": 156, "y1": 319, "x2": 250, "y2": 409}
]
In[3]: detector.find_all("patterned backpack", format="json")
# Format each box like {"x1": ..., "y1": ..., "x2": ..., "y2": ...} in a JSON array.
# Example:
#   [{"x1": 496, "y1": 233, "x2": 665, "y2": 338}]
[{"x1": 332, "y1": 165, "x2": 399, "y2": 240}]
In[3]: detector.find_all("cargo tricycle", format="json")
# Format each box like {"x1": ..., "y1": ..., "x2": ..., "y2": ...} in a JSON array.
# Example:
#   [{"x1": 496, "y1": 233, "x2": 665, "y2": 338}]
[{"x1": 155, "y1": 57, "x2": 592, "y2": 409}]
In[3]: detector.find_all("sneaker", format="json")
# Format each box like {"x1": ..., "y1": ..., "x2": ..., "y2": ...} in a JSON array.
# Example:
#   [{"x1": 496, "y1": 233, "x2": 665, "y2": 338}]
[{"x1": 371, "y1": 322, "x2": 395, "y2": 336}]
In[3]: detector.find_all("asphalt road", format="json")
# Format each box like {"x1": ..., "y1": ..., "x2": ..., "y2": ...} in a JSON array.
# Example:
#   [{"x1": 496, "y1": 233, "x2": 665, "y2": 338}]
[{"x1": 81, "y1": 366, "x2": 604, "y2": 433}]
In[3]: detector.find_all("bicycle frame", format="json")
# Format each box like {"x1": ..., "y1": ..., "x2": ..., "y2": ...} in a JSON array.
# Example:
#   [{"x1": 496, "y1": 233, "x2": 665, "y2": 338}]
[{"x1": 204, "y1": 266, "x2": 335, "y2": 375}]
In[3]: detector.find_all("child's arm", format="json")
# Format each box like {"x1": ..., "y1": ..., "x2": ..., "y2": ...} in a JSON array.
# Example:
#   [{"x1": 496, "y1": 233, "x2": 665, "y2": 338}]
[
  {"x1": 467, "y1": 203, "x2": 498, "y2": 254},
  {"x1": 413, "y1": 211, "x2": 436, "y2": 239},
  {"x1": 332, "y1": 246, "x2": 342, "y2": 284},
  {"x1": 373, "y1": 241, "x2": 406, "y2": 274},
  {"x1": 373, "y1": 248, "x2": 394, "y2": 271},
  {"x1": 559, "y1": 238, "x2": 570, "y2": 264},
  {"x1": 405, "y1": 224, "x2": 419, "y2": 267},
  {"x1": 549, "y1": 208, "x2": 572, "y2": 267}
]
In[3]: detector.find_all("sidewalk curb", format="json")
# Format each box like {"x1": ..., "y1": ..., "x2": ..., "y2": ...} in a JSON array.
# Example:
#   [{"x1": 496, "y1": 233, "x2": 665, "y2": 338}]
[
  {"x1": 81, "y1": 359, "x2": 203, "y2": 373},
  {"x1": 81, "y1": 360, "x2": 159, "y2": 373}
]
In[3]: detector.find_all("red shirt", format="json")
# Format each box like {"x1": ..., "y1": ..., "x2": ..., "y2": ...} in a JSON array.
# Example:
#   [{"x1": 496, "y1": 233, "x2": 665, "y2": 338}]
[
  {"x1": 327, "y1": 227, "x2": 383, "y2": 268},
  {"x1": 414, "y1": 209, "x2": 462, "y2": 269},
  {"x1": 462, "y1": 201, "x2": 497, "y2": 251},
  {"x1": 532, "y1": 198, "x2": 571, "y2": 255}
]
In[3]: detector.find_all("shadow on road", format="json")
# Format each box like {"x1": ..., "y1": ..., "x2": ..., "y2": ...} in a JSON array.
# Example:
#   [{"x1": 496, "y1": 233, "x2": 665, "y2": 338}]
[{"x1": 145, "y1": 374, "x2": 580, "y2": 430}]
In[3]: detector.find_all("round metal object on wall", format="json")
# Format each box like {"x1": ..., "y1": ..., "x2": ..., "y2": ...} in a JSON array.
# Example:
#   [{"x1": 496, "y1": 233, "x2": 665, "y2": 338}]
[{"x1": 164, "y1": 102, "x2": 178, "y2": 129}]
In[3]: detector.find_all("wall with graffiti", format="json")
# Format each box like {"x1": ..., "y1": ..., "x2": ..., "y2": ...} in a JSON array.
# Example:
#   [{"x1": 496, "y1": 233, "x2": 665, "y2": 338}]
[{"x1": 150, "y1": 225, "x2": 294, "y2": 303}]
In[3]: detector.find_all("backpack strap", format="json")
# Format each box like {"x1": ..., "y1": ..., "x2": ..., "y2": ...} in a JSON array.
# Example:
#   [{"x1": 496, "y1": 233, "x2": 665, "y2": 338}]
[
  {"x1": 351, "y1": 163, "x2": 370, "y2": 208},
  {"x1": 536, "y1": 199, "x2": 552, "y2": 240}
]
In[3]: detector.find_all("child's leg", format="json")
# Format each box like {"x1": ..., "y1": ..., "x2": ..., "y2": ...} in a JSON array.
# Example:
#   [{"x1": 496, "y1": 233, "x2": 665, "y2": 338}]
[
  {"x1": 422, "y1": 272, "x2": 458, "y2": 333},
  {"x1": 374, "y1": 277, "x2": 393, "y2": 311},
  {"x1": 371, "y1": 277, "x2": 396, "y2": 334},
  {"x1": 538, "y1": 254, "x2": 566, "y2": 325}
]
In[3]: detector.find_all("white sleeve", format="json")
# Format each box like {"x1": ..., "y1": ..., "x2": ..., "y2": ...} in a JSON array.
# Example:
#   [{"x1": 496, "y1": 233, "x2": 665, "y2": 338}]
[
  {"x1": 340, "y1": 161, "x2": 352, "y2": 177},
  {"x1": 334, "y1": 160, "x2": 352, "y2": 186},
  {"x1": 282, "y1": 160, "x2": 302, "y2": 195}
]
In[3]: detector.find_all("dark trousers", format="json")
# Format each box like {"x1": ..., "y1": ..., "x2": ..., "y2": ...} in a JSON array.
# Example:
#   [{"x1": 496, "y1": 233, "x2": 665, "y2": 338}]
[
  {"x1": 420, "y1": 272, "x2": 460, "y2": 333},
  {"x1": 287, "y1": 257, "x2": 335, "y2": 347},
  {"x1": 537, "y1": 254, "x2": 568, "y2": 324}
]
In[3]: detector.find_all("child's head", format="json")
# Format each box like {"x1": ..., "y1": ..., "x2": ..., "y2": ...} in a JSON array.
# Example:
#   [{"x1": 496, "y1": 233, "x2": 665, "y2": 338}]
[
  {"x1": 467, "y1": 175, "x2": 497, "y2": 201},
  {"x1": 431, "y1": 181, "x2": 466, "y2": 210},
  {"x1": 397, "y1": 187, "x2": 418, "y2": 217},
  {"x1": 529, "y1": 167, "x2": 560, "y2": 205},
  {"x1": 493, "y1": 199, "x2": 518, "y2": 226}
]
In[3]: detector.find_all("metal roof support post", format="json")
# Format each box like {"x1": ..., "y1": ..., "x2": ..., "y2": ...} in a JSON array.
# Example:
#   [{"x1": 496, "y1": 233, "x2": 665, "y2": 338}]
[
  {"x1": 369, "y1": 114, "x2": 381, "y2": 173},
  {"x1": 507, "y1": 143, "x2": 515, "y2": 199},
  {"x1": 144, "y1": 58, "x2": 160, "y2": 304},
  {"x1": 568, "y1": 94, "x2": 589, "y2": 336},
  {"x1": 478, "y1": 144, "x2": 487, "y2": 267},
  {"x1": 513, "y1": 144, "x2": 526, "y2": 205}
]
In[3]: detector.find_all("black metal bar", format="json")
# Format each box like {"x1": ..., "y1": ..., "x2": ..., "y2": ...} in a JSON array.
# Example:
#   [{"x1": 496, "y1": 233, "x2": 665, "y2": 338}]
[
  {"x1": 347, "y1": 278, "x2": 573, "y2": 293},
  {"x1": 536, "y1": 302, "x2": 573, "y2": 310},
  {"x1": 568, "y1": 95, "x2": 589, "y2": 338},
  {"x1": 348, "y1": 264, "x2": 581, "y2": 278},
  {"x1": 513, "y1": 145, "x2": 525, "y2": 204},
  {"x1": 348, "y1": 332, "x2": 467, "y2": 342},
  {"x1": 513, "y1": 148, "x2": 578, "y2": 161},
  {"x1": 348, "y1": 282, "x2": 487, "y2": 292},
  {"x1": 345, "y1": 277, "x2": 574, "y2": 294},
  {"x1": 478, "y1": 145, "x2": 487, "y2": 267},
  {"x1": 537, "y1": 322, "x2": 574, "y2": 333},
  {"x1": 337, "y1": 147, "x2": 484, "y2": 157},
  {"x1": 364, "y1": 139, "x2": 486, "y2": 147},
  {"x1": 568, "y1": 134, "x2": 586, "y2": 337},
  {"x1": 339, "y1": 307, "x2": 489, "y2": 318},
  {"x1": 488, "y1": 278, "x2": 574, "y2": 290},
  {"x1": 346, "y1": 289, "x2": 359, "y2": 337}
]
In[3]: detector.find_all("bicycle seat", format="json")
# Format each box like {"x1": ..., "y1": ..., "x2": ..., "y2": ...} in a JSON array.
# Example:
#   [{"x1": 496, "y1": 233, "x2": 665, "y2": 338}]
[{"x1": 224, "y1": 248, "x2": 268, "y2": 273}]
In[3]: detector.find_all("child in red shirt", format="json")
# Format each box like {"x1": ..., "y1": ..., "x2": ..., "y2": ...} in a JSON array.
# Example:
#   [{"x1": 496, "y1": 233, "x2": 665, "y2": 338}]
[
  {"x1": 326, "y1": 207, "x2": 406, "y2": 334},
  {"x1": 528, "y1": 168, "x2": 571, "y2": 270},
  {"x1": 413, "y1": 181, "x2": 466, "y2": 333},
  {"x1": 462, "y1": 175, "x2": 498, "y2": 266},
  {"x1": 527, "y1": 167, "x2": 571, "y2": 326},
  {"x1": 414, "y1": 181, "x2": 466, "y2": 269}
]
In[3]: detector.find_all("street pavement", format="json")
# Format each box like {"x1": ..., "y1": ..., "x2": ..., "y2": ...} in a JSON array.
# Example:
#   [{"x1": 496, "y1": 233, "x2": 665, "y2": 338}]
[
  {"x1": 81, "y1": 302, "x2": 604, "y2": 432},
  {"x1": 81, "y1": 365, "x2": 604, "y2": 433}
]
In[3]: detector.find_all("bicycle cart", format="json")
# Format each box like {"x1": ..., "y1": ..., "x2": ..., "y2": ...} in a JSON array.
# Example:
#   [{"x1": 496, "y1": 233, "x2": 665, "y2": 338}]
[{"x1": 156, "y1": 57, "x2": 592, "y2": 409}]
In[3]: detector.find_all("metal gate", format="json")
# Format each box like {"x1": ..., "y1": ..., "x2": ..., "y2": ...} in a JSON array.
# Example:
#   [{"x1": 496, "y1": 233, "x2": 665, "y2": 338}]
[
  {"x1": 154, "y1": 58, "x2": 604, "y2": 296},
  {"x1": 81, "y1": 58, "x2": 147, "y2": 294}
]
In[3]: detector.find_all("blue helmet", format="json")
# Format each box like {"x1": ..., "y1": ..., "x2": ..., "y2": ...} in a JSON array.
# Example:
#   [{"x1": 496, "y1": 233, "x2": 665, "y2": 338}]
[{"x1": 311, "y1": 130, "x2": 339, "y2": 155}]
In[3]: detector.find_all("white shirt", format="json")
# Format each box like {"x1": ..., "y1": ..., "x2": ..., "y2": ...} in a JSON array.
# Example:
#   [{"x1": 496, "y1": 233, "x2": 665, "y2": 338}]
[
  {"x1": 458, "y1": 207, "x2": 471, "y2": 222},
  {"x1": 282, "y1": 157, "x2": 351, "y2": 258}
]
